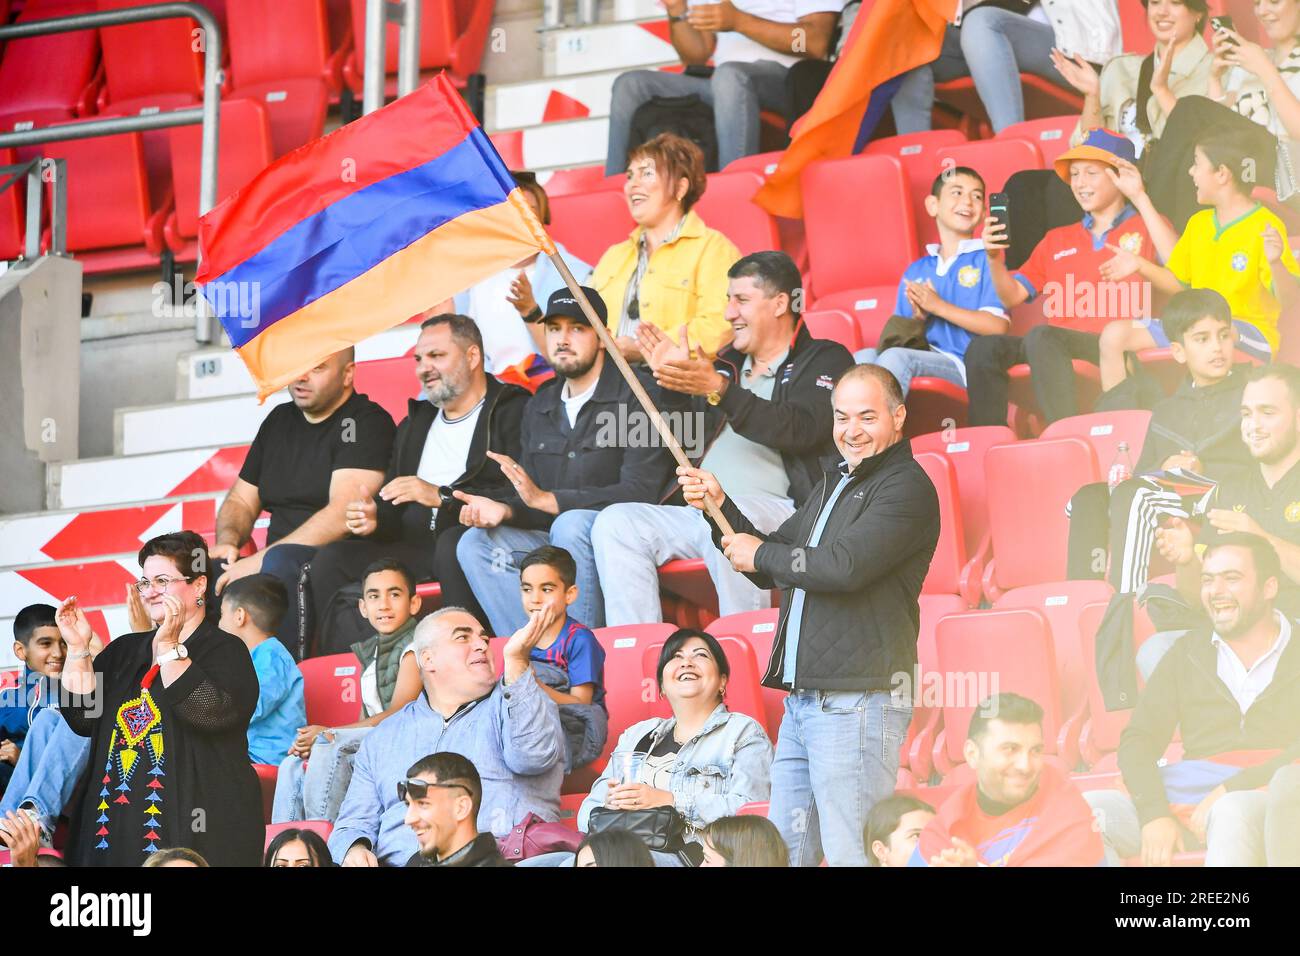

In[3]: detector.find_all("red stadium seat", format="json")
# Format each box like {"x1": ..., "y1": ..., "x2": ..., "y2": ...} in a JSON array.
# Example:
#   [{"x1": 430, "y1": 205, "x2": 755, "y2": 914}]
[
  {"x1": 1039, "y1": 410, "x2": 1153, "y2": 473},
  {"x1": 164, "y1": 97, "x2": 275, "y2": 259},
  {"x1": 41, "y1": 128, "x2": 168, "y2": 271},
  {"x1": 546, "y1": 188, "x2": 630, "y2": 266},
  {"x1": 353, "y1": 355, "x2": 422, "y2": 422},
  {"x1": 936, "y1": 75, "x2": 1083, "y2": 140},
  {"x1": 253, "y1": 763, "x2": 278, "y2": 824},
  {"x1": 96, "y1": 0, "x2": 204, "y2": 109},
  {"x1": 640, "y1": 633, "x2": 773, "y2": 739},
  {"x1": 342, "y1": 0, "x2": 495, "y2": 95},
  {"x1": 933, "y1": 607, "x2": 1063, "y2": 770},
  {"x1": 226, "y1": 0, "x2": 337, "y2": 156},
  {"x1": 904, "y1": 592, "x2": 967, "y2": 782},
  {"x1": 803, "y1": 154, "x2": 916, "y2": 303},
  {"x1": 722, "y1": 150, "x2": 785, "y2": 178},
  {"x1": 903, "y1": 378, "x2": 970, "y2": 441},
  {"x1": 807, "y1": 285, "x2": 897, "y2": 349},
  {"x1": 298, "y1": 653, "x2": 363, "y2": 727},
  {"x1": 265, "y1": 819, "x2": 334, "y2": 851},
  {"x1": 801, "y1": 309, "x2": 860, "y2": 351},
  {"x1": 1006, "y1": 359, "x2": 1103, "y2": 437},
  {"x1": 934, "y1": 138, "x2": 1045, "y2": 196},
  {"x1": 911, "y1": 423, "x2": 1017, "y2": 591},
  {"x1": 693, "y1": 170, "x2": 779, "y2": 256},
  {"x1": 913, "y1": 450, "x2": 969, "y2": 600},
  {"x1": 542, "y1": 164, "x2": 616, "y2": 197},
  {"x1": 1076, "y1": 600, "x2": 1149, "y2": 766},
  {"x1": 0, "y1": 6, "x2": 100, "y2": 133},
  {"x1": 705, "y1": 608, "x2": 783, "y2": 735},
  {"x1": 864, "y1": 128, "x2": 968, "y2": 250},
  {"x1": 0, "y1": 147, "x2": 26, "y2": 260},
  {"x1": 982, "y1": 436, "x2": 1101, "y2": 599},
  {"x1": 997, "y1": 116, "x2": 1080, "y2": 168}
]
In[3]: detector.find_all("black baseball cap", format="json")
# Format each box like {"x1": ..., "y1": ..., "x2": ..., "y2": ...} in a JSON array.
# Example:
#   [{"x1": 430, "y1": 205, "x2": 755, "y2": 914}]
[{"x1": 542, "y1": 286, "x2": 608, "y2": 327}]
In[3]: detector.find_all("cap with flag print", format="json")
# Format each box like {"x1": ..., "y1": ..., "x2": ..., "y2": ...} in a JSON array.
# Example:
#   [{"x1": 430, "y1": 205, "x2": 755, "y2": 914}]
[{"x1": 196, "y1": 74, "x2": 554, "y2": 400}]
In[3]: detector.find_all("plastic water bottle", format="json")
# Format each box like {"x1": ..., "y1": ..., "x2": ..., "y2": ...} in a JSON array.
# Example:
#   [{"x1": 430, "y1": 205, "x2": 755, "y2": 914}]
[{"x1": 1108, "y1": 441, "x2": 1133, "y2": 491}]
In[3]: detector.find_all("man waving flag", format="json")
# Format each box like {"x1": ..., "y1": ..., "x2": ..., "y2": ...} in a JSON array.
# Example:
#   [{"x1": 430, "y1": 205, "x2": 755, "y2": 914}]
[{"x1": 196, "y1": 74, "x2": 553, "y2": 400}]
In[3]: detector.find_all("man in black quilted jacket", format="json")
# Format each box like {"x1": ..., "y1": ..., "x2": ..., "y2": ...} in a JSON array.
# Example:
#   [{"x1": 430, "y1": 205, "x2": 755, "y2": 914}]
[{"x1": 678, "y1": 363, "x2": 940, "y2": 866}]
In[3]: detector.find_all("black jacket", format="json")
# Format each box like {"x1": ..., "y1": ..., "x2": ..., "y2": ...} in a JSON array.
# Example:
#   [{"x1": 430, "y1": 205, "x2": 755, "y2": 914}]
[
  {"x1": 659, "y1": 322, "x2": 855, "y2": 509},
  {"x1": 712, "y1": 439, "x2": 941, "y2": 691},
  {"x1": 500, "y1": 356, "x2": 678, "y2": 530},
  {"x1": 373, "y1": 376, "x2": 529, "y2": 544},
  {"x1": 1135, "y1": 366, "x2": 1251, "y2": 483},
  {"x1": 1118, "y1": 623, "x2": 1300, "y2": 826},
  {"x1": 404, "y1": 832, "x2": 507, "y2": 867}
]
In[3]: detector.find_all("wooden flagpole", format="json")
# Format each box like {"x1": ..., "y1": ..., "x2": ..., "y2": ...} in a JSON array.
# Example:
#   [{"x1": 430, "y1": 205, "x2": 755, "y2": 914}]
[{"x1": 547, "y1": 251, "x2": 735, "y2": 538}]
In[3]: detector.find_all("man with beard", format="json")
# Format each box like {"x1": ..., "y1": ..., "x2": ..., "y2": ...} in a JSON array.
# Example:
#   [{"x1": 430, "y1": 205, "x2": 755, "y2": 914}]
[
  {"x1": 212, "y1": 348, "x2": 395, "y2": 656},
  {"x1": 1086, "y1": 536, "x2": 1300, "y2": 867},
  {"x1": 308, "y1": 315, "x2": 529, "y2": 653},
  {"x1": 455, "y1": 288, "x2": 677, "y2": 634}
]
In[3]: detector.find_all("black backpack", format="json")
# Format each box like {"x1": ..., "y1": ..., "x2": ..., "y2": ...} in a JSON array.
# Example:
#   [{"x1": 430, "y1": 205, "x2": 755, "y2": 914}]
[{"x1": 628, "y1": 92, "x2": 720, "y2": 172}]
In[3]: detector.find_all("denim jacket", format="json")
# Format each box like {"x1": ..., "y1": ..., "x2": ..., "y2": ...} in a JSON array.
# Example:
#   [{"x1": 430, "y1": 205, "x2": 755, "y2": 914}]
[{"x1": 577, "y1": 705, "x2": 773, "y2": 836}]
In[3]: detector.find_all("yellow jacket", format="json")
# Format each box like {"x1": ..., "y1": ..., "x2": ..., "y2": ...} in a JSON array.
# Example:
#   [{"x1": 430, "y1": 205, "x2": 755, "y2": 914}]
[{"x1": 590, "y1": 209, "x2": 740, "y2": 356}]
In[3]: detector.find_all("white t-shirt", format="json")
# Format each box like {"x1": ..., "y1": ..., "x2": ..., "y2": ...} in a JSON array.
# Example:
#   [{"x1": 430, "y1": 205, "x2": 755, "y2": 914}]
[
  {"x1": 415, "y1": 401, "x2": 484, "y2": 522},
  {"x1": 710, "y1": 0, "x2": 846, "y2": 67},
  {"x1": 462, "y1": 262, "x2": 541, "y2": 375},
  {"x1": 360, "y1": 645, "x2": 416, "y2": 718},
  {"x1": 562, "y1": 378, "x2": 598, "y2": 428}
]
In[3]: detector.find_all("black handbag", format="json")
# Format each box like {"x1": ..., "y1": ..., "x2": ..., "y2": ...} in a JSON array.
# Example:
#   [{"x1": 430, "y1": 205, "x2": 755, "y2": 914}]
[{"x1": 585, "y1": 805, "x2": 687, "y2": 852}]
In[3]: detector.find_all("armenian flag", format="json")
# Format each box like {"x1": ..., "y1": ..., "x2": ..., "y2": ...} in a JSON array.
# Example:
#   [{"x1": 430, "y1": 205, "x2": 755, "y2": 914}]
[
  {"x1": 196, "y1": 74, "x2": 553, "y2": 399},
  {"x1": 755, "y1": 0, "x2": 957, "y2": 219}
]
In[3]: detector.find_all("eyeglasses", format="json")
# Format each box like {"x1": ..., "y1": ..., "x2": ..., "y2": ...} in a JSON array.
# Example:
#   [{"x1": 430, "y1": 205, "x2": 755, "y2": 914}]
[
  {"x1": 397, "y1": 778, "x2": 472, "y2": 803},
  {"x1": 135, "y1": 575, "x2": 189, "y2": 594}
]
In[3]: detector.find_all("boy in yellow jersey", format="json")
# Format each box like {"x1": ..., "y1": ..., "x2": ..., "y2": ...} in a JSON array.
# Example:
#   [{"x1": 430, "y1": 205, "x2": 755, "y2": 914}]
[{"x1": 1094, "y1": 132, "x2": 1300, "y2": 393}]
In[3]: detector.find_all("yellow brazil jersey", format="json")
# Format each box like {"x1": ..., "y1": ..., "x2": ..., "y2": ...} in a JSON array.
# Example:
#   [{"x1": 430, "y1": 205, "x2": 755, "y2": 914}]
[{"x1": 1165, "y1": 204, "x2": 1300, "y2": 352}]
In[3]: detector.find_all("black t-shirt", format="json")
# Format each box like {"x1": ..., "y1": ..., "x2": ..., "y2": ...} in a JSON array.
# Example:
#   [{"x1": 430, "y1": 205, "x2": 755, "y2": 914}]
[
  {"x1": 1204, "y1": 459, "x2": 1300, "y2": 613},
  {"x1": 239, "y1": 391, "x2": 396, "y2": 543}
]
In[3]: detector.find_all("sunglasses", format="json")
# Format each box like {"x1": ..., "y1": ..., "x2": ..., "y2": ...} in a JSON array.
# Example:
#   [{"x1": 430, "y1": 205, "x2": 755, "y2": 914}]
[{"x1": 397, "y1": 778, "x2": 472, "y2": 803}]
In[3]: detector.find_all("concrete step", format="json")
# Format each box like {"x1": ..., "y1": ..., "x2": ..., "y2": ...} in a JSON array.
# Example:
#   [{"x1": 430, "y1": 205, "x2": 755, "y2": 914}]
[
  {"x1": 49, "y1": 444, "x2": 249, "y2": 511},
  {"x1": 487, "y1": 62, "x2": 674, "y2": 132},
  {"x1": 116, "y1": 392, "x2": 291, "y2": 457},
  {"x1": 489, "y1": 115, "x2": 610, "y2": 173},
  {"x1": 542, "y1": 17, "x2": 677, "y2": 77}
]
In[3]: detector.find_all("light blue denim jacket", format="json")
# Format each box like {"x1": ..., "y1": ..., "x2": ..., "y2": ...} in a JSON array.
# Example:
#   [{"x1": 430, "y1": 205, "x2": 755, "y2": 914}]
[
  {"x1": 577, "y1": 705, "x2": 773, "y2": 837},
  {"x1": 327, "y1": 666, "x2": 565, "y2": 865}
]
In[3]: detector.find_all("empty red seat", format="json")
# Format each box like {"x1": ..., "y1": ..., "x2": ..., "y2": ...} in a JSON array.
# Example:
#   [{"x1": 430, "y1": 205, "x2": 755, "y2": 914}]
[
  {"x1": 342, "y1": 0, "x2": 494, "y2": 94},
  {"x1": 721, "y1": 150, "x2": 785, "y2": 178},
  {"x1": 546, "y1": 188, "x2": 630, "y2": 265},
  {"x1": 1006, "y1": 359, "x2": 1103, "y2": 437},
  {"x1": 353, "y1": 354, "x2": 422, "y2": 422},
  {"x1": 904, "y1": 592, "x2": 968, "y2": 782},
  {"x1": 298, "y1": 652, "x2": 363, "y2": 727},
  {"x1": 1039, "y1": 410, "x2": 1153, "y2": 474},
  {"x1": 0, "y1": 6, "x2": 100, "y2": 132},
  {"x1": 807, "y1": 285, "x2": 897, "y2": 349},
  {"x1": 542, "y1": 164, "x2": 615, "y2": 197},
  {"x1": 164, "y1": 96, "x2": 275, "y2": 259},
  {"x1": 913, "y1": 450, "x2": 969, "y2": 601},
  {"x1": 640, "y1": 633, "x2": 773, "y2": 739},
  {"x1": 804, "y1": 153, "x2": 916, "y2": 303},
  {"x1": 801, "y1": 308, "x2": 860, "y2": 351},
  {"x1": 864, "y1": 128, "x2": 968, "y2": 250},
  {"x1": 693, "y1": 170, "x2": 779, "y2": 256},
  {"x1": 904, "y1": 378, "x2": 970, "y2": 440},
  {"x1": 997, "y1": 116, "x2": 1079, "y2": 168},
  {"x1": 226, "y1": 0, "x2": 337, "y2": 156},
  {"x1": 265, "y1": 819, "x2": 334, "y2": 851},
  {"x1": 0, "y1": 147, "x2": 25, "y2": 260},
  {"x1": 934, "y1": 138, "x2": 1045, "y2": 195},
  {"x1": 933, "y1": 607, "x2": 1063, "y2": 771},
  {"x1": 96, "y1": 0, "x2": 204, "y2": 110},
  {"x1": 983, "y1": 435, "x2": 1100, "y2": 599},
  {"x1": 705, "y1": 608, "x2": 783, "y2": 735}
]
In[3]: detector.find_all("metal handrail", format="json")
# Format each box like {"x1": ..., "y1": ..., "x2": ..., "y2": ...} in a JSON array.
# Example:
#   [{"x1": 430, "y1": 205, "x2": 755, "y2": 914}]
[
  {"x1": 363, "y1": 0, "x2": 421, "y2": 115},
  {"x1": 0, "y1": 2, "x2": 222, "y2": 340}
]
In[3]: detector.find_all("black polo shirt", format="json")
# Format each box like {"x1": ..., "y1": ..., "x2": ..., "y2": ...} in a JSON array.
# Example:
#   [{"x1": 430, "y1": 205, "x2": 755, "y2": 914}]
[{"x1": 1205, "y1": 459, "x2": 1300, "y2": 612}]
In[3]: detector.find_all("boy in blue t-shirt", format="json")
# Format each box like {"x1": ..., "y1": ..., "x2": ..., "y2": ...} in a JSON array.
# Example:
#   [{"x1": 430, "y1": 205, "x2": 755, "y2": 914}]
[
  {"x1": 856, "y1": 165, "x2": 1008, "y2": 394},
  {"x1": 517, "y1": 545, "x2": 605, "y2": 710},
  {"x1": 218, "y1": 575, "x2": 306, "y2": 765}
]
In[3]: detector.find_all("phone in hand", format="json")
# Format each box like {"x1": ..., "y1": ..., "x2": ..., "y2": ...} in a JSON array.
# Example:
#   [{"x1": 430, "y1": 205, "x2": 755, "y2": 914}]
[
  {"x1": 1210, "y1": 15, "x2": 1238, "y2": 45},
  {"x1": 988, "y1": 192, "x2": 1010, "y2": 245}
]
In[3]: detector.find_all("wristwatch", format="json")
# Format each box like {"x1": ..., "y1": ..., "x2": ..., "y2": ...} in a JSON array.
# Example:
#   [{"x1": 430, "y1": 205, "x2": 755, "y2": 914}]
[
  {"x1": 156, "y1": 644, "x2": 190, "y2": 664},
  {"x1": 706, "y1": 374, "x2": 729, "y2": 406}
]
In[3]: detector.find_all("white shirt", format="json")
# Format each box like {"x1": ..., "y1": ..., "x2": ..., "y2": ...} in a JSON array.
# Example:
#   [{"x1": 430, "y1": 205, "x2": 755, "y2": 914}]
[
  {"x1": 360, "y1": 645, "x2": 416, "y2": 718},
  {"x1": 415, "y1": 400, "x2": 484, "y2": 523},
  {"x1": 562, "y1": 378, "x2": 598, "y2": 428},
  {"x1": 462, "y1": 263, "x2": 541, "y2": 374},
  {"x1": 1211, "y1": 611, "x2": 1292, "y2": 715},
  {"x1": 711, "y1": 0, "x2": 846, "y2": 67}
]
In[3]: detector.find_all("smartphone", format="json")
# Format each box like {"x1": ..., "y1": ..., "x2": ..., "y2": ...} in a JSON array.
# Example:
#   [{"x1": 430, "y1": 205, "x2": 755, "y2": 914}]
[
  {"x1": 988, "y1": 192, "x2": 1010, "y2": 244},
  {"x1": 1211, "y1": 15, "x2": 1238, "y2": 44}
]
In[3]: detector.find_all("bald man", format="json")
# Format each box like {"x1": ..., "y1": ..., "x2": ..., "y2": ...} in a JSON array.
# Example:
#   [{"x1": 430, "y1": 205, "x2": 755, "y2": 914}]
[{"x1": 212, "y1": 349, "x2": 396, "y2": 657}]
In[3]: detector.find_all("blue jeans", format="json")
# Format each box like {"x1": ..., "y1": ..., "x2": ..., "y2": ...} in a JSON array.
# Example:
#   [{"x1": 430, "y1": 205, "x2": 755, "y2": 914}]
[
  {"x1": 769, "y1": 690, "x2": 912, "y2": 867},
  {"x1": 456, "y1": 510, "x2": 603, "y2": 636},
  {"x1": 855, "y1": 347, "x2": 966, "y2": 396},
  {"x1": 271, "y1": 727, "x2": 373, "y2": 824},
  {"x1": 605, "y1": 60, "x2": 789, "y2": 174},
  {"x1": 891, "y1": 10, "x2": 1066, "y2": 133},
  {"x1": 0, "y1": 708, "x2": 91, "y2": 831}
]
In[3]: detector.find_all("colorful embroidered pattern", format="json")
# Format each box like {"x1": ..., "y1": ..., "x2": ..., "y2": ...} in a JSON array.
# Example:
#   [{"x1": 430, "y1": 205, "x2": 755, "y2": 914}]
[{"x1": 96, "y1": 664, "x2": 165, "y2": 858}]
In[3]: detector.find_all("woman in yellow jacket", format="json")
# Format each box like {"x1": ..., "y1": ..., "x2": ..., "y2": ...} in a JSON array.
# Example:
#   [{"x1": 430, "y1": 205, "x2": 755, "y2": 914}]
[{"x1": 591, "y1": 133, "x2": 740, "y2": 362}]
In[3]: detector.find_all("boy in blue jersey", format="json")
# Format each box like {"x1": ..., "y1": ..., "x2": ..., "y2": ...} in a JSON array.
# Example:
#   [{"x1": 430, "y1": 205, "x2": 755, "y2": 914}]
[
  {"x1": 517, "y1": 545, "x2": 607, "y2": 772},
  {"x1": 856, "y1": 165, "x2": 1009, "y2": 394}
]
